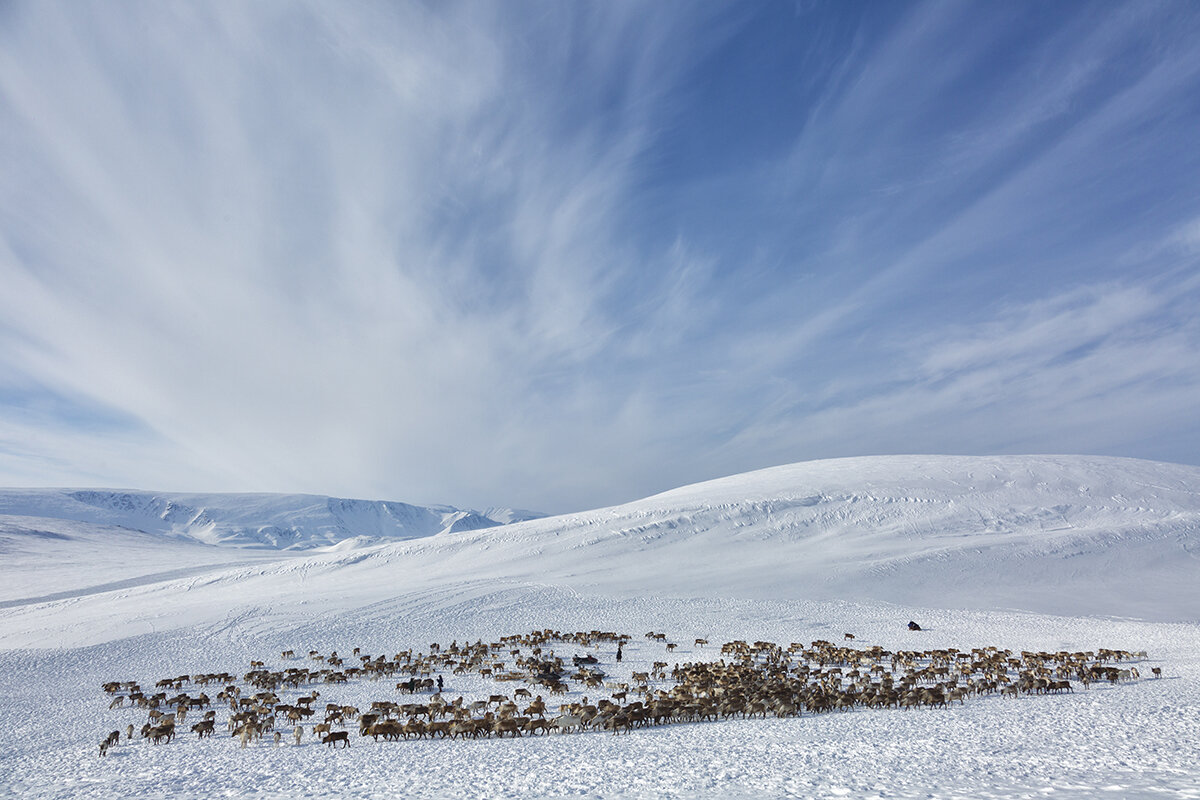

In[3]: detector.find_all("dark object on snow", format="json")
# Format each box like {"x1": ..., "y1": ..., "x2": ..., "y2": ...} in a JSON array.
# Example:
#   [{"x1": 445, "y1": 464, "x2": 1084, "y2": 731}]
[
  {"x1": 908, "y1": 621, "x2": 922, "y2": 631},
  {"x1": 533, "y1": 660, "x2": 563, "y2": 681},
  {"x1": 573, "y1": 654, "x2": 599, "y2": 666}
]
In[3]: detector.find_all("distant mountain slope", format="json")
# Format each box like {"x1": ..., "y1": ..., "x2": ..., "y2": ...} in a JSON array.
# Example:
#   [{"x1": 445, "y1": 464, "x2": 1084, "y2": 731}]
[{"x1": 0, "y1": 488, "x2": 544, "y2": 550}]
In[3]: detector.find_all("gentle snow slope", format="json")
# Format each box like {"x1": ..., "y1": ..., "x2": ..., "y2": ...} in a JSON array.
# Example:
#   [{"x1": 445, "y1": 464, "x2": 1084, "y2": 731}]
[
  {"x1": 1, "y1": 455, "x2": 1198, "y2": 800},
  {"x1": 2, "y1": 454, "x2": 1198, "y2": 648}
]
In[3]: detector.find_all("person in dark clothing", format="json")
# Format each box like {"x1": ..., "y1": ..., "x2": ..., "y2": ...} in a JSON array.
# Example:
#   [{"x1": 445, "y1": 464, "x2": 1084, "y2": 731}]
[
  {"x1": 437, "y1": 675, "x2": 444, "y2": 691},
  {"x1": 616, "y1": 643, "x2": 623, "y2": 662}
]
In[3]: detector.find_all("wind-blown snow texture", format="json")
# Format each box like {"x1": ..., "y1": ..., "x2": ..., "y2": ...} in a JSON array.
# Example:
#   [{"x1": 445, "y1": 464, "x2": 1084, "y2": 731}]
[{"x1": 1, "y1": 455, "x2": 1198, "y2": 799}]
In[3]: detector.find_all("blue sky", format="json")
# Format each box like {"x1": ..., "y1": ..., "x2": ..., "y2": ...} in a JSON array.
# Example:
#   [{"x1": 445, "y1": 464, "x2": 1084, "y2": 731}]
[{"x1": 2, "y1": 1, "x2": 1199, "y2": 513}]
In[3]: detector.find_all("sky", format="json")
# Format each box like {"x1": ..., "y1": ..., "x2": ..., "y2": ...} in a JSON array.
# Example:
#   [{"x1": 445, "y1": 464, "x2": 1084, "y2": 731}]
[{"x1": 2, "y1": 0, "x2": 1200, "y2": 514}]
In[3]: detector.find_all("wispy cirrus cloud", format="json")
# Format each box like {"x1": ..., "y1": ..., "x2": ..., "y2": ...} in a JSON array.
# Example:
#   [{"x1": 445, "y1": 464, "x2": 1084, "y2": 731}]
[
  {"x1": 0, "y1": 1, "x2": 731, "y2": 509},
  {"x1": 719, "y1": 278, "x2": 1200, "y2": 468},
  {"x1": 2, "y1": 1, "x2": 1199, "y2": 512}
]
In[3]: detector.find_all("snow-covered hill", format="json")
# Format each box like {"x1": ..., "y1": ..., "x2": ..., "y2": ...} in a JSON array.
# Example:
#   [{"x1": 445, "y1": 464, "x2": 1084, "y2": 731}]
[
  {"x1": 0, "y1": 488, "x2": 543, "y2": 549},
  {"x1": 3, "y1": 454, "x2": 1198, "y2": 641},
  {"x1": 447, "y1": 453, "x2": 1200, "y2": 620},
  {"x1": 2, "y1": 455, "x2": 1199, "y2": 799}
]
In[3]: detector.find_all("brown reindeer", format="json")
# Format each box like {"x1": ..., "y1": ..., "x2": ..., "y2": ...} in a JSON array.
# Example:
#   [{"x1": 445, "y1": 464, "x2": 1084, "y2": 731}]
[
  {"x1": 493, "y1": 718, "x2": 522, "y2": 737},
  {"x1": 322, "y1": 731, "x2": 350, "y2": 748},
  {"x1": 149, "y1": 723, "x2": 176, "y2": 744},
  {"x1": 369, "y1": 720, "x2": 403, "y2": 741}
]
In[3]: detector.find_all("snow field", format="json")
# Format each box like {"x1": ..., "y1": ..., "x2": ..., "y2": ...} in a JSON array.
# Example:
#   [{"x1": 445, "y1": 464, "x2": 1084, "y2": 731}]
[
  {"x1": 0, "y1": 514, "x2": 292, "y2": 604},
  {"x1": 3, "y1": 456, "x2": 1199, "y2": 798},
  {"x1": 2, "y1": 586, "x2": 1197, "y2": 799}
]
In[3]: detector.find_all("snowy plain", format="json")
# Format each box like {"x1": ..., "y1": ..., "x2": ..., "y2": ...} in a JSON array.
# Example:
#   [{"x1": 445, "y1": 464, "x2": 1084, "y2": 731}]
[{"x1": 1, "y1": 455, "x2": 1198, "y2": 799}]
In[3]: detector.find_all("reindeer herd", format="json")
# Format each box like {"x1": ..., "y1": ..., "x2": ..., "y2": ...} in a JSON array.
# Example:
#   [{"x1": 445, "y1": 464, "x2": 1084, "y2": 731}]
[{"x1": 95, "y1": 627, "x2": 1157, "y2": 756}]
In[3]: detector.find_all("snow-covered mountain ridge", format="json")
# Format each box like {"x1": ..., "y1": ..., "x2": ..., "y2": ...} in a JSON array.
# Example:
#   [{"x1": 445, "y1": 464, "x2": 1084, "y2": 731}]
[
  {"x1": 2, "y1": 454, "x2": 1198, "y2": 624},
  {"x1": 0, "y1": 488, "x2": 544, "y2": 550}
]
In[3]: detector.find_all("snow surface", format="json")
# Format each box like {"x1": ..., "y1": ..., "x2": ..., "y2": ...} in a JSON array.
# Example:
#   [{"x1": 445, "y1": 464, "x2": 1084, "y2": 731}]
[{"x1": 1, "y1": 455, "x2": 1198, "y2": 799}]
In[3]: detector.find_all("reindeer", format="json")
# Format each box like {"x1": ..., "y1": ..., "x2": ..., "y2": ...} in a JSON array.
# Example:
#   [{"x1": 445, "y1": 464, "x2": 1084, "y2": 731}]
[
  {"x1": 551, "y1": 714, "x2": 582, "y2": 734},
  {"x1": 492, "y1": 718, "x2": 522, "y2": 737},
  {"x1": 236, "y1": 724, "x2": 257, "y2": 748},
  {"x1": 322, "y1": 731, "x2": 350, "y2": 748},
  {"x1": 525, "y1": 718, "x2": 552, "y2": 735},
  {"x1": 99, "y1": 730, "x2": 120, "y2": 757},
  {"x1": 149, "y1": 722, "x2": 176, "y2": 745}
]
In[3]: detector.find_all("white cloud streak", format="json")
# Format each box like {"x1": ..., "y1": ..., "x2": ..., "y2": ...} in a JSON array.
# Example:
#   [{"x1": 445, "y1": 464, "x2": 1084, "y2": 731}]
[
  {"x1": 721, "y1": 280, "x2": 1200, "y2": 467},
  {"x1": 0, "y1": 1, "x2": 734, "y2": 510},
  {"x1": 1, "y1": 1, "x2": 1199, "y2": 511}
]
